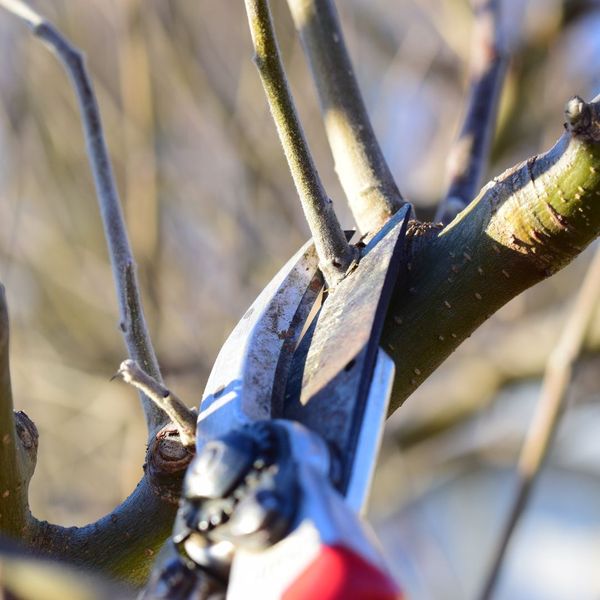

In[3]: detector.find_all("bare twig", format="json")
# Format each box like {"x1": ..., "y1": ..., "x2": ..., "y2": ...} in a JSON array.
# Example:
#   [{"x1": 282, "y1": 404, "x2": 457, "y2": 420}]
[
  {"x1": 287, "y1": 0, "x2": 404, "y2": 235},
  {"x1": 244, "y1": 0, "x2": 357, "y2": 287},
  {"x1": 478, "y1": 243, "x2": 600, "y2": 600},
  {"x1": 0, "y1": 0, "x2": 165, "y2": 433},
  {"x1": 115, "y1": 360, "x2": 196, "y2": 448},
  {"x1": 435, "y1": 0, "x2": 508, "y2": 225}
]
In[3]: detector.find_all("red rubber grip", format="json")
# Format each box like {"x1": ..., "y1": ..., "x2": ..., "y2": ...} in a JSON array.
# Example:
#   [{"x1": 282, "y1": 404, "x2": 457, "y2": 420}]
[{"x1": 282, "y1": 544, "x2": 402, "y2": 600}]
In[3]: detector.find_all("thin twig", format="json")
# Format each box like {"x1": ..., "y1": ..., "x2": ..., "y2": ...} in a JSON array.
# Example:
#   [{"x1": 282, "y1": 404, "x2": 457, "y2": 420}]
[
  {"x1": 114, "y1": 360, "x2": 196, "y2": 448},
  {"x1": 478, "y1": 243, "x2": 600, "y2": 600},
  {"x1": 287, "y1": 0, "x2": 405, "y2": 235},
  {"x1": 244, "y1": 0, "x2": 357, "y2": 287},
  {"x1": 0, "y1": 0, "x2": 165, "y2": 433},
  {"x1": 435, "y1": 0, "x2": 508, "y2": 225}
]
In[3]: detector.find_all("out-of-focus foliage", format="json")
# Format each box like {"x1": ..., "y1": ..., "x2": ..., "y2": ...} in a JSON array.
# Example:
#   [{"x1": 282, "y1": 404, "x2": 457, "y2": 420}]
[{"x1": 1, "y1": 0, "x2": 600, "y2": 597}]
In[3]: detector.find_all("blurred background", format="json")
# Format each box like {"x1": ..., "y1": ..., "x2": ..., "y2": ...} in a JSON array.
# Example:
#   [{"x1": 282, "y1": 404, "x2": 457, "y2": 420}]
[{"x1": 1, "y1": 0, "x2": 600, "y2": 598}]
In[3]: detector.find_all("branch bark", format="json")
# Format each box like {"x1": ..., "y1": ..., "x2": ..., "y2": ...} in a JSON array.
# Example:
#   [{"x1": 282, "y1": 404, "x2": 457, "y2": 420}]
[
  {"x1": 436, "y1": 0, "x2": 508, "y2": 225},
  {"x1": 287, "y1": 0, "x2": 405, "y2": 234},
  {"x1": 244, "y1": 0, "x2": 357, "y2": 286},
  {"x1": 0, "y1": 288, "x2": 191, "y2": 582},
  {"x1": 0, "y1": 286, "x2": 36, "y2": 538},
  {"x1": 383, "y1": 95, "x2": 600, "y2": 413}
]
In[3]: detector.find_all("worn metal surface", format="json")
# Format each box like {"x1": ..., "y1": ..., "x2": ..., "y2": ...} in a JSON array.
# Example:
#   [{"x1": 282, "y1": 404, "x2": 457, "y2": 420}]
[
  {"x1": 345, "y1": 349, "x2": 395, "y2": 514},
  {"x1": 197, "y1": 240, "x2": 322, "y2": 448},
  {"x1": 283, "y1": 205, "x2": 411, "y2": 494},
  {"x1": 227, "y1": 421, "x2": 392, "y2": 600}
]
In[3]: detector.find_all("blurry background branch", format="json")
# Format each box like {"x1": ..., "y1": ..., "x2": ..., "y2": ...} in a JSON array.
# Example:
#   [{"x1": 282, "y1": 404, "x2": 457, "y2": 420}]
[
  {"x1": 436, "y1": 0, "x2": 509, "y2": 225},
  {"x1": 478, "y1": 242, "x2": 600, "y2": 600}
]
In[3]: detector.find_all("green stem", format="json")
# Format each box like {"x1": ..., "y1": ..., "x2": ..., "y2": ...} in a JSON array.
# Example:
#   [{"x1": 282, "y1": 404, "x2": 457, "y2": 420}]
[
  {"x1": 244, "y1": 0, "x2": 357, "y2": 286},
  {"x1": 0, "y1": 286, "x2": 31, "y2": 538}
]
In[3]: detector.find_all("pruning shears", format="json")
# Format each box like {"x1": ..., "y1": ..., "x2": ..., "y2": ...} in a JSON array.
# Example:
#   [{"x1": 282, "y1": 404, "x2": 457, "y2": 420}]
[{"x1": 144, "y1": 204, "x2": 411, "y2": 600}]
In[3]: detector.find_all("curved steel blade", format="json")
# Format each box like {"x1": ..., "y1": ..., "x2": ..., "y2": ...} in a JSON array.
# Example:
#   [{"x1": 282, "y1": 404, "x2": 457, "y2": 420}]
[
  {"x1": 283, "y1": 205, "x2": 411, "y2": 495},
  {"x1": 197, "y1": 240, "x2": 323, "y2": 448}
]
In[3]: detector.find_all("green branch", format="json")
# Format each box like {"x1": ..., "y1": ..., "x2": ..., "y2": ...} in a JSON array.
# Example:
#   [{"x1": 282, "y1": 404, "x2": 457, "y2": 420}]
[
  {"x1": 0, "y1": 286, "x2": 34, "y2": 538},
  {"x1": 244, "y1": 0, "x2": 357, "y2": 286},
  {"x1": 384, "y1": 96, "x2": 600, "y2": 411},
  {"x1": 287, "y1": 0, "x2": 405, "y2": 234}
]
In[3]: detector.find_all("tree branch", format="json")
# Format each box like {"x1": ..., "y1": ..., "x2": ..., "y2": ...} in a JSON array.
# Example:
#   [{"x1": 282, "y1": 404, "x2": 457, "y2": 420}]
[
  {"x1": 115, "y1": 360, "x2": 196, "y2": 449},
  {"x1": 0, "y1": 0, "x2": 165, "y2": 435},
  {"x1": 436, "y1": 0, "x2": 508, "y2": 225},
  {"x1": 0, "y1": 287, "x2": 191, "y2": 583},
  {"x1": 0, "y1": 3, "x2": 198, "y2": 580},
  {"x1": 19, "y1": 424, "x2": 193, "y2": 586},
  {"x1": 0, "y1": 286, "x2": 35, "y2": 538},
  {"x1": 478, "y1": 241, "x2": 600, "y2": 600},
  {"x1": 0, "y1": 540, "x2": 133, "y2": 600},
  {"x1": 383, "y1": 95, "x2": 600, "y2": 412},
  {"x1": 244, "y1": 0, "x2": 357, "y2": 287},
  {"x1": 287, "y1": 0, "x2": 405, "y2": 234}
]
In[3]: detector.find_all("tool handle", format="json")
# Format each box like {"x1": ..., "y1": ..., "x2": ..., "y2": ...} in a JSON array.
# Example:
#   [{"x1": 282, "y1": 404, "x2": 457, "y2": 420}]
[{"x1": 282, "y1": 544, "x2": 402, "y2": 600}]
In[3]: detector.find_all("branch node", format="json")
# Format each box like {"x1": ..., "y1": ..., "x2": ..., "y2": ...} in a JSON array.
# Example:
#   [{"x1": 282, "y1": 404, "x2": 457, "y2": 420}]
[
  {"x1": 115, "y1": 360, "x2": 197, "y2": 448},
  {"x1": 565, "y1": 96, "x2": 600, "y2": 142}
]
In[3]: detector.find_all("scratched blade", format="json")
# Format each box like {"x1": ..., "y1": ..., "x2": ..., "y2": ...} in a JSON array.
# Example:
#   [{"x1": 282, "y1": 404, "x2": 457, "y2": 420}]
[
  {"x1": 283, "y1": 205, "x2": 411, "y2": 494},
  {"x1": 197, "y1": 240, "x2": 323, "y2": 448}
]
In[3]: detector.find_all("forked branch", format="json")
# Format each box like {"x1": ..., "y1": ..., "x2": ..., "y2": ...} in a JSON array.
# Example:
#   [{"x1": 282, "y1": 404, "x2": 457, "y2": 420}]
[
  {"x1": 244, "y1": 0, "x2": 357, "y2": 287},
  {"x1": 436, "y1": 0, "x2": 508, "y2": 225},
  {"x1": 287, "y1": 0, "x2": 405, "y2": 235},
  {"x1": 0, "y1": 0, "x2": 165, "y2": 435}
]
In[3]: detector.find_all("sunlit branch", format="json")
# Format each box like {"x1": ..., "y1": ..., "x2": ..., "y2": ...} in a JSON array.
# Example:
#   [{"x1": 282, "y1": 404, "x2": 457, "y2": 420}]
[
  {"x1": 115, "y1": 360, "x2": 196, "y2": 448},
  {"x1": 287, "y1": 0, "x2": 405, "y2": 235},
  {"x1": 244, "y1": 0, "x2": 357, "y2": 287}
]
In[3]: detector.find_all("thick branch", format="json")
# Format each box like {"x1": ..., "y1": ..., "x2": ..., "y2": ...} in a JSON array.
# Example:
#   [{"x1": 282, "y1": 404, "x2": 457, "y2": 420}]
[
  {"x1": 0, "y1": 541, "x2": 133, "y2": 600},
  {"x1": 0, "y1": 0, "x2": 165, "y2": 434},
  {"x1": 244, "y1": 0, "x2": 357, "y2": 287},
  {"x1": 287, "y1": 0, "x2": 405, "y2": 234},
  {"x1": 384, "y1": 96, "x2": 600, "y2": 412},
  {"x1": 436, "y1": 0, "x2": 508, "y2": 225},
  {"x1": 18, "y1": 425, "x2": 192, "y2": 585},
  {"x1": 478, "y1": 242, "x2": 600, "y2": 600},
  {"x1": 0, "y1": 286, "x2": 34, "y2": 538}
]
